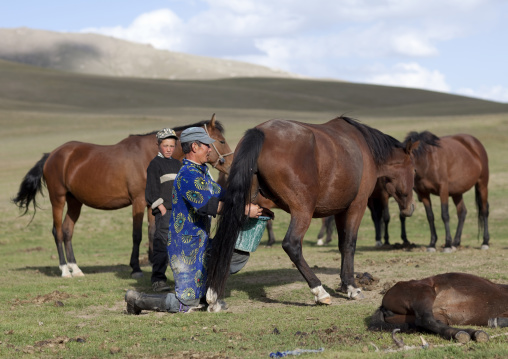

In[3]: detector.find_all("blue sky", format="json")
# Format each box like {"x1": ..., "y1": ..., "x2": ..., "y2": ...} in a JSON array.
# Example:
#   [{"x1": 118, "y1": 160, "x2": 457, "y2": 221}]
[{"x1": 2, "y1": 0, "x2": 507, "y2": 103}]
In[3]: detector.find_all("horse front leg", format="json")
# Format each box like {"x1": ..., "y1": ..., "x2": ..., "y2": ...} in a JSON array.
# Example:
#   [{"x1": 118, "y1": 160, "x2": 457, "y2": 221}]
[
  {"x1": 421, "y1": 196, "x2": 439, "y2": 252},
  {"x1": 130, "y1": 199, "x2": 145, "y2": 278},
  {"x1": 62, "y1": 195, "x2": 84, "y2": 277},
  {"x1": 335, "y1": 210, "x2": 363, "y2": 300},
  {"x1": 282, "y1": 215, "x2": 331, "y2": 305},
  {"x1": 368, "y1": 198, "x2": 384, "y2": 247},
  {"x1": 451, "y1": 194, "x2": 467, "y2": 248},
  {"x1": 265, "y1": 220, "x2": 276, "y2": 247}
]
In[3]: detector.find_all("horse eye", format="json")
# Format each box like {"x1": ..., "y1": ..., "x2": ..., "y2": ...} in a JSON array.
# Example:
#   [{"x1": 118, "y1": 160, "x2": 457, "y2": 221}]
[{"x1": 220, "y1": 140, "x2": 225, "y2": 145}]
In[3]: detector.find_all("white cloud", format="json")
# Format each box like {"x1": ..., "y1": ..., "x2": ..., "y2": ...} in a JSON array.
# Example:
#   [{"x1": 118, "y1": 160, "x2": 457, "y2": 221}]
[
  {"x1": 78, "y1": 0, "x2": 506, "y2": 102},
  {"x1": 456, "y1": 86, "x2": 508, "y2": 103},
  {"x1": 365, "y1": 62, "x2": 450, "y2": 93}
]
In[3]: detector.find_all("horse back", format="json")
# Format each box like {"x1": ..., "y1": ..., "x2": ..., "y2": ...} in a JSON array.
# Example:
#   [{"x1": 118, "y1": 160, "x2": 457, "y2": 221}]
[
  {"x1": 44, "y1": 138, "x2": 156, "y2": 209},
  {"x1": 255, "y1": 119, "x2": 374, "y2": 216}
]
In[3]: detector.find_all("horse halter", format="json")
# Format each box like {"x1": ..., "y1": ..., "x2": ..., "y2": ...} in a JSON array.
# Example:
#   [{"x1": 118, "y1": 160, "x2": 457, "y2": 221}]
[{"x1": 204, "y1": 123, "x2": 234, "y2": 171}]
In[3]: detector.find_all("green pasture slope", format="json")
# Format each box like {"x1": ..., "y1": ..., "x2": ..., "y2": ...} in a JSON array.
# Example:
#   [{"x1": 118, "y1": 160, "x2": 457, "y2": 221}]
[{"x1": 1, "y1": 59, "x2": 508, "y2": 358}]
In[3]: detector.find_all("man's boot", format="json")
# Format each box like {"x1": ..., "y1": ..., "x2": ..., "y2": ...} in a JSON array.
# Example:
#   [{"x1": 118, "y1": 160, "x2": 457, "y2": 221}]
[{"x1": 125, "y1": 290, "x2": 167, "y2": 315}]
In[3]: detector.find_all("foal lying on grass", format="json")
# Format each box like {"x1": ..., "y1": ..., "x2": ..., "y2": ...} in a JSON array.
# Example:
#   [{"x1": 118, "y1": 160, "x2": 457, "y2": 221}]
[{"x1": 369, "y1": 272, "x2": 508, "y2": 343}]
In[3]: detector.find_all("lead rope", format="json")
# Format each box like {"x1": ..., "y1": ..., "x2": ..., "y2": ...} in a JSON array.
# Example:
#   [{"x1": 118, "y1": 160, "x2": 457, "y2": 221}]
[{"x1": 204, "y1": 123, "x2": 234, "y2": 171}]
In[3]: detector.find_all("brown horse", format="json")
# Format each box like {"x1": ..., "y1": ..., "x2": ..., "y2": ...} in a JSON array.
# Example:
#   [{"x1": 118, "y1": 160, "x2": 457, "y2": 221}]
[
  {"x1": 13, "y1": 116, "x2": 233, "y2": 278},
  {"x1": 206, "y1": 116, "x2": 418, "y2": 310},
  {"x1": 400, "y1": 131, "x2": 490, "y2": 252},
  {"x1": 369, "y1": 272, "x2": 508, "y2": 343}
]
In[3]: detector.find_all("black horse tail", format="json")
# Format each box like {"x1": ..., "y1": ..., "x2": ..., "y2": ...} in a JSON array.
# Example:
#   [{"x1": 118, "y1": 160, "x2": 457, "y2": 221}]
[
  {"x1": 12, "y1": 153, "x2": 49, "y2": 218},
  {"x1": 474, "y1": 184, "x2": 488, "y2": 240},
  {"x1": 207, "y1": 128, "x2": 265, "y2": 298},
  {"x1": 368, "y1": 307, "x2": 413, "y2": 332}
]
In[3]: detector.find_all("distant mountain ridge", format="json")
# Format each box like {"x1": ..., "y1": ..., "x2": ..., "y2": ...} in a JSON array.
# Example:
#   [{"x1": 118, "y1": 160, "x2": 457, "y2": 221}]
[{"x1": 0, "y1": 27, "x2": 300, "y2": 80}]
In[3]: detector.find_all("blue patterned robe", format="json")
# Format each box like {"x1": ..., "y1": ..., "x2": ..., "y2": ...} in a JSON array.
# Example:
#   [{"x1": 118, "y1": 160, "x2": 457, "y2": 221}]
[{"x1": 168, "y1": 159, "x2": 223, "y2": 304}]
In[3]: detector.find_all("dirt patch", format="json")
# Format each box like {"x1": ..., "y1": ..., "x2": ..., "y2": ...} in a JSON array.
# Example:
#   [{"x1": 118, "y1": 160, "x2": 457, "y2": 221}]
[
  {"x1": 20, "y1": 336, "x2": 87, "y2": 355},
  {"x1": 10, "y1": 290, "x2": 78, "y2": 309}
]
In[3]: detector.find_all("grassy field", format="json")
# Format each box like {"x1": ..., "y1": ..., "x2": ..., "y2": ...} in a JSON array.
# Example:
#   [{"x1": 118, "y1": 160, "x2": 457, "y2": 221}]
[{"x1": 1, "y1": 61, "x2": 508, "y2": 358}]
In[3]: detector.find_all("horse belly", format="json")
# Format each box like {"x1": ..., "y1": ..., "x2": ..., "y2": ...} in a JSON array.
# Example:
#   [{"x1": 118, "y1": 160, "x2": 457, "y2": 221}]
[{"x1": 433, "y1": 288, "x2": 487, "y2": 325}]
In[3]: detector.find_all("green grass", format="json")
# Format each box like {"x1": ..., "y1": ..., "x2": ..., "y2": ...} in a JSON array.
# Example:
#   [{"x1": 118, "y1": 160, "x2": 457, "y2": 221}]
[{"x1": 1, "y1": 62, "x2": 508, "y2": 358}]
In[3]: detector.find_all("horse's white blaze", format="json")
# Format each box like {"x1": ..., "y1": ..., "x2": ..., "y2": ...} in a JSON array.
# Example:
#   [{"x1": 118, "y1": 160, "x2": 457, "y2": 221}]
[
  {"x1": 347, "y1": 285, "x2": 363, "y2": 300},
  {"x1": 311, "y1": 285, "x2": 331, "y2": 304},
  {"x1": 68, "y1": 263, "x2": 84, "y2": 277},
  {"x1": 60, "y1": 264, "x2": 71, "y2": 278}
]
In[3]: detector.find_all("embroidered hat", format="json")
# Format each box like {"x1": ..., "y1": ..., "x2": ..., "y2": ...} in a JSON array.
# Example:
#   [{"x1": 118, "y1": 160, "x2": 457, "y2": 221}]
[
  {"x1": 180, "y1": 127, "x2": 216, "y2": 145},
  {"x1": 156, "y1": 128, "x2": 178, "y2": 140}
]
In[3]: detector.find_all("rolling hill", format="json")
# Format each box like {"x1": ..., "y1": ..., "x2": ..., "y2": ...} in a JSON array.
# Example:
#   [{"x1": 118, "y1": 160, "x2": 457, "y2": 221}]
[{"x1": 1, "y1": 58, "x2": 507, "y2": 118}]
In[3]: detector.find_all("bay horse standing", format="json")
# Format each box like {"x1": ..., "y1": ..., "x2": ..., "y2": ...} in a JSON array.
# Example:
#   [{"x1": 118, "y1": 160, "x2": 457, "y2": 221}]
[
  {"x1": 13, "y1": 116, "x2": 233, "y2": 278},
  {"x1": 369, "y1": 272, "x2": 508, "y2": 343},
  {"x1": 400, "y1": 131, "x2": 489, "y2": 252},
  {"x1": 206, "y1": 116, "x2": 418, "y2": 310}
]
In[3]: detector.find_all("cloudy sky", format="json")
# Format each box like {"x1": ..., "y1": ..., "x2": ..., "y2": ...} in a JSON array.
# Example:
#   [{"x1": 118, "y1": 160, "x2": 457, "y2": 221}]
[{"x1": 2, "y1": 0, "x2": 507, "y2": 102}]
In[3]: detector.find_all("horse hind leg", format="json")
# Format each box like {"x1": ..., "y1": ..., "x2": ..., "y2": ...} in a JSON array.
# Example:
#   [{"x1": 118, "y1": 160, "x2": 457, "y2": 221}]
[
  {"x1": 475, "y1": 182, "x2": 490, "y2": 249},
  {"x1": 50, "y1": 195, "x2": 71, "y2": 277},
  {"x1": 130, "y1": 199, "x2": 145, "y2": 278},
  {"x1": 62, "y1": 194, "x2": 84, "y2": 277}
]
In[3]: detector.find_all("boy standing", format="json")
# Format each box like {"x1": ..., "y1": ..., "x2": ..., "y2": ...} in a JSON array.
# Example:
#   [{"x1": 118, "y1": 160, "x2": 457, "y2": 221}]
[{"x1": 145, "y1": 128, "x2": 182, "y2": 292}]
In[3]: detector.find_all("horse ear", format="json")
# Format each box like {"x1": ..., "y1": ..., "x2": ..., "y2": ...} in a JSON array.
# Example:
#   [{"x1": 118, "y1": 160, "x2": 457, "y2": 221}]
[
  {"x1": 405, "y1": 140, "x2": 420, "y2": 155},
  {"x1": 209, "y1": 113, "x2": 216, "y2": 128}
]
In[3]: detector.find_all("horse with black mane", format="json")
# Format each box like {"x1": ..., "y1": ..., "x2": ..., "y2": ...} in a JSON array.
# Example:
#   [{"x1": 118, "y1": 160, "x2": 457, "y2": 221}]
[
  {"x1": 400, "y1": 131, "x2": 490, "y2": 252},
  {"x1": 12, "y1": 115, "x2": 233, "y2": 278},
  {"x1": 369, "y1": 272, "x2": 508, "y2": 343},
  {"x1": 205, "y1": 116, "x2": 418, "y2": 311}
]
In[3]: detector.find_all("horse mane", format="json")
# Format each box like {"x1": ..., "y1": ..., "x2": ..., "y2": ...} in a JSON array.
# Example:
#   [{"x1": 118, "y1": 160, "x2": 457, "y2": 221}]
[
  {"x1": 403, "y1": 131, "x2": 440, "y2": 158},
  {"x1": 129, "y1": 120, "x2": 225, "y2": 137},
  {"x1": 339, "y1": 116, "x2": 404, "y2": 166}
]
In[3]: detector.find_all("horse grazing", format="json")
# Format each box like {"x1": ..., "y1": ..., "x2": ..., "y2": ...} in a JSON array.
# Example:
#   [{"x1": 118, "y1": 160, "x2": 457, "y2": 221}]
[
  {"x1": 400, "y1": 131, "x2": 490, "y2": 252},
  {"x1": 369, "y1": 272, "x2": 508, "y2": 343},
  {"x1": 206, "y1": 116, "x2": 418, "y2": 310},
  {"x1": 12, "y1": 116, "x2": 232, "y2": 278}
]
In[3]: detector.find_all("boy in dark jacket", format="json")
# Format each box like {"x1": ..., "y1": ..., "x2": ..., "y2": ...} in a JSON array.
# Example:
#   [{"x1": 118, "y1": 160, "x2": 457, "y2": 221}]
[{"x1": 145, "y1": 128, "x2": 182, "y2": 292}]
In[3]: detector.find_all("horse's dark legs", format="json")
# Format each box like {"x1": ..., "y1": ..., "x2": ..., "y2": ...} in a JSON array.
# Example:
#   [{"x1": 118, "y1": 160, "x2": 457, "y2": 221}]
[
  {"x1": 130, "y1": 199, "x2": 145, "y2": 278},
  {"x1": 440, "y1": 202, "x2": 454, "y2": 251},
  {"x1": 335, "y1": 211, "x2": 363, "y2": 299},
  {"x1": 421, "y1": 196, "x2": 439, "y2": 251},
  {"x1": 476, "y1": 182, "x2": 490, "y2": 249},
  {"x1": 265, "y1": 220, "x2": 276, "y2": 247},
  {"x1": 282, "y1": 215, "x2": 330, "y2": 304},
  {"x1": 368, "y1": 198, "x2": 385, "y2": 246},
  {"x1": 451, "y1": 195, "x2": 467, "y2": 247},
  {"x1": 49, "y1": 193, "x2": 72, "y2": 277},
  {"x1": 381, "y1": 202, "x2": 391, "y2": 245},
  {"x1": 62, "y1": 194, "x2": 84, "y2": 276},
  {"x1": 399, "y1": 213, "x2": 409, "y2": 244},
  {"x1": 316, "y1": 217, "x2": 333, "y2": 246}
]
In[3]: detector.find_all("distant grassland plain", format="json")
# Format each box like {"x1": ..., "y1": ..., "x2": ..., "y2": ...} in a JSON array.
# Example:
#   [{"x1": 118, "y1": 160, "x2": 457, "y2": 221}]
[{"x1": 1, "y1": 60, "x2": 508, "y2": 358}]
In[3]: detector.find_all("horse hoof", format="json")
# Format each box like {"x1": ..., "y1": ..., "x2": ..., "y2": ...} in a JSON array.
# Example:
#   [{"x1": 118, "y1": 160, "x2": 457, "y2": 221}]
[
  {"x1": 317, "y1": 296, "x2": 332, "y2": 305},
  {"x1": 375, "y1": 241, "x2": 383, "y2": 247},
  {"x1": 481, "y1": 245, "x2": 489, "y2": 250},
  {"x1": 426, "y1": 247, "x2": 436, "y2": 253},
  {"x1": 131, "y1": 271, "x2": 144, "y2": 279},
  {"x1": 455, "y1": 331, "x2": 470, "y2": 343},
  {"x1": 442, "y1": 247, "x2": 454, "y2": 253},
  {"x1": 72, "y1": 271, "x2": 85, "y2": 277},
  {"x1": 473, "y1": 330, "x2": 489, "y2": 343},
  {"x1": 316, "y1": 239, "x2": 324, "y2": 246}
]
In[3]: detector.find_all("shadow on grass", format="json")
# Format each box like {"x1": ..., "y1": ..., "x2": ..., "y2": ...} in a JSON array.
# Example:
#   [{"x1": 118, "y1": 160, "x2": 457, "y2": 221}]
[{"x1": 18, "y1": 264, "x2": 134, "y2": 278}]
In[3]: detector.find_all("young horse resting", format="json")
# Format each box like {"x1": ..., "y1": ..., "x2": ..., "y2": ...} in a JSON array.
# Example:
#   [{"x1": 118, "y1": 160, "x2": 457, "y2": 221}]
[
  {"x1": 12, "y1": 115, "x2": 232, "y2": 278},
  {"x1": 206, "y1": 116, "x2": 418, "y2": 311},
  {"x1": 369, "y1": 272, "x2": 508, "y2": 343}
]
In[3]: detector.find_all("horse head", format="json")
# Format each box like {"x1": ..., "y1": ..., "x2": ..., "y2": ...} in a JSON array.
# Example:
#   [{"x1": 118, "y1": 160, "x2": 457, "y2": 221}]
[
  {"x1": 204, "y1": 114, "x2": 234, "y2": 174},
  {"x1": 379, "y1": 139, "x2": 419, "y2": 217}
]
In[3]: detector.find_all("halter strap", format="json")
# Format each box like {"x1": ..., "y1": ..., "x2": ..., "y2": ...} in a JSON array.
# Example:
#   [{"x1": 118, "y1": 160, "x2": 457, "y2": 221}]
[{"x1": 204, "y1": 123, "x2": 233, "y2": 172}]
